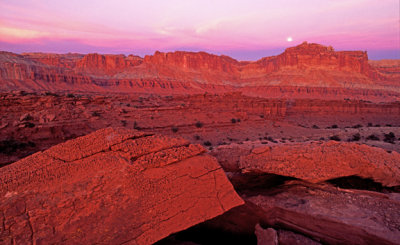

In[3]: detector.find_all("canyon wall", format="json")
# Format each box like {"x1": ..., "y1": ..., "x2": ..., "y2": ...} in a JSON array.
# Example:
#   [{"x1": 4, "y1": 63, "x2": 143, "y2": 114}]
[{"x1": 0, "y1": 42, "x2": 399, "y2": 100}]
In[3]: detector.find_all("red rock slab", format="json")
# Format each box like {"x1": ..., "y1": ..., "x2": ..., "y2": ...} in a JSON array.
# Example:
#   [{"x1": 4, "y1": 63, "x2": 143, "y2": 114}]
[
  {"x1": 247, "y1": 181, "x2": 400, "y2": 245},
  {"x1": 0, "y1": 128, "x2": 243, "y2": 245},
  {"x1": 44, "y1": 127, "x2": 149, "y2": 162},
  {"x1": 240, "y1": 141, "x2": 400, "y2": 187}
]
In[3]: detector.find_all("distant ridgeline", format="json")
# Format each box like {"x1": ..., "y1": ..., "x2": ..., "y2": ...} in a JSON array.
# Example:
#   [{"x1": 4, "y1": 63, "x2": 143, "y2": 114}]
[{"x1": 0, "y1": 42, "x2": 399, "y2": 101}]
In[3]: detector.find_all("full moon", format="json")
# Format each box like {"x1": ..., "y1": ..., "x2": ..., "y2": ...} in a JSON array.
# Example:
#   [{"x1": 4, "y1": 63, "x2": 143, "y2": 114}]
[{"x1": 287, "y1": 37, "x2": 293, "y2": 42}]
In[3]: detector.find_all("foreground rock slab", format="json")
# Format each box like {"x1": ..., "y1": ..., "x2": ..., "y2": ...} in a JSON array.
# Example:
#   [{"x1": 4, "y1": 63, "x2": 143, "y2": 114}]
[
  {"x1": 247, "y1": 181, "x2": 400, "y2": 245},
  {"x1": 0, "y1": 128, "x2": 243, "y2": 244},
  {"x1": 240, "y1": 141, "x2": 400, "y2": 186}
]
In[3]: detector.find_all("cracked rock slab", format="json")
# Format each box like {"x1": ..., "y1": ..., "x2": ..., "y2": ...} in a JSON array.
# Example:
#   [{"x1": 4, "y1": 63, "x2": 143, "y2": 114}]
[
  {"x1": 0, "y1": 128, "x2": 243, "y2": 245},
  {"x1": 240, "y1": 141, "x2": 400, "y2": 187}
]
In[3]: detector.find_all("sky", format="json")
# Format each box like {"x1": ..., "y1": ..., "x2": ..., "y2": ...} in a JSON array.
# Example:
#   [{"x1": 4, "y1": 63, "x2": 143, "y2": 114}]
[{"x1": 0, "y1": 0, "x2": 399, "y2": 60}]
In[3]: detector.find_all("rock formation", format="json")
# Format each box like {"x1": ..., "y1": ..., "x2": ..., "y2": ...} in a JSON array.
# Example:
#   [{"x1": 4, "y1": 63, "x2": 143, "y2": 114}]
[
  {"x1": 0, "y1": 128, "x2": 243, "y2": 244},
  {"x1": 247, "y1": 181, "x2": 400, "y2": 245},
  {"x1": 238, "y1": 141, "x2": 400, "y2": 186},
  {"x1": 1, "y1": 43, "x2": 399, "y2": 100}
]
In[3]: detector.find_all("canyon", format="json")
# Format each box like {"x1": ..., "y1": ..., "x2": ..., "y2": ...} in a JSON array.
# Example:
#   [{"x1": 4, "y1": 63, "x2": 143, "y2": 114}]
[{"x1": 0, "y1": 43, "x2": 400, "y2": 244}]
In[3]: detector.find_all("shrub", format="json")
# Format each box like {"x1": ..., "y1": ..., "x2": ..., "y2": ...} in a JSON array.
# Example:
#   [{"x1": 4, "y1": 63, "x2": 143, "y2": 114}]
[
  {"x1": 194, "y1": 135, "x2": 201, "y2": 140},
  {"x1": 231, "y1": 118, "x2": 237, "y2": 123},
  {"x1": 67, "y1": 93, "x2": 75, "y2": 98},
  {"x1": 266, "y1": 136, "x2": 278, "y2": 143},
  {"x1": 44, "y1": 91, "x2": 59, "y2": 97},
  {"x1": 25, "y1": 122, "x2": 35, "y2": 128},
  {"x1": 203, "y1": 141, "x2": 212, "y2": 146},
  {"x1": 384, "y1": 132, "x2": 396, "y2": 144},
  {"x1": 134, "y1": 121, "x2": 141, "y2": 130},
  {"x1": 331, "y1": 124, "x2": 338, "y2": 129},
  {"x1": 366, "y1": 134, "x2": 380, "y2": 141},
  {"x1": 171, "y1": 127, "x2": 179, "y2": 133},
  {"x1": 20, "y1": 114, "x2": 33, "y2": 121},
  {"x1": 329, "y1": 135, "x2": 341, "y2": 141},
  {"x1": 92, "y1": 111, "x2": 101, "y2": 117},
  {"x1": 312, "y1": 125, "x2": 319, "y2": 129},
  {"x1": 350, "y1": 133, "x2": 361, "y2": 141},
  {"x1": 352, "y1": 124, "x2": 362, "y2": 129},
  {"x1": 195, "y1": 121, "x2": 203, "y2": 128}
]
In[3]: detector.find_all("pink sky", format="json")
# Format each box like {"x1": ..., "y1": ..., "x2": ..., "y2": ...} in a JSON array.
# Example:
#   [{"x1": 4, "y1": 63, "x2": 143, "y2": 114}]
[{"x1": 0, "y1": 0, "x2": 399, "y2": 60}]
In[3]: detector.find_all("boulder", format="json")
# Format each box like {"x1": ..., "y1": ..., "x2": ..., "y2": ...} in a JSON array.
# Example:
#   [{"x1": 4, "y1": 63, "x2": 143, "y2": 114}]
[
  {"x1": 254, "y1": 224, "x2": 278, "y2": 245},
  {"x1": 0, "y1": 128, "x2": 243, "y2": 244},
  {"x1": 240, "y1": 141, "x2": 400, "y2": 187}
]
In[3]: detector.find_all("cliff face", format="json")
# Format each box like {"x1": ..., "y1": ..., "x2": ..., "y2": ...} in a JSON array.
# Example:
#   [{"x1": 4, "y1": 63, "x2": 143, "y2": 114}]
[
  {"x1": 0, "y1": 43, "x2": 399, "y2": 100},
  {"x1": 144, "y1": 51, "x2": 239, "y2": 73},
  {"x1": 22, "y1": 53, "x2": 84, "y2": 69},
  {"x1": 242, "y1": 42, "x2": 369, "y2": 75},
  {"x1": 142, "y1": 42, "x2": 371, "y2": 76},
  {"x1": 0, "y1": 53, "x2": 97, "y2": 91},
  {"x1": 278, "y1": 42, "x2": 369, "y2": 74},
  {"x1": 76, "y1": 53, "x2": 143, "y2": 75},
  {"x1": 369, "y1": 59, "x2": 400, "y2": 85}
]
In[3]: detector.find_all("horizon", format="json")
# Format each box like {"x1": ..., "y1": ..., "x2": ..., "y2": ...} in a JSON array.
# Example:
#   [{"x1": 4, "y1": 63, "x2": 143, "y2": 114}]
[
  {"x1": 0, "y1": 0, "x2": 399, "y2": 60},
  {"x1": 2, "y1": 43, "x2": 398, "y2": 62}
]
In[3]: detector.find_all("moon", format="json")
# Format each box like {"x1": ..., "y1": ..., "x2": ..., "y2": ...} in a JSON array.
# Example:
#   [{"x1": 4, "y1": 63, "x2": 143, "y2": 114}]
[{"x1": 287, "y1": 37, "x2": 293, "y2": 42}]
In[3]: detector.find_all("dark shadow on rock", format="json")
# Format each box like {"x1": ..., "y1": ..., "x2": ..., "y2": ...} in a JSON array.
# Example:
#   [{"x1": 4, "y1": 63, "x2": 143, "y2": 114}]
[
  {"x1": 327, "y1": 175, "x2": 400, "y2": 193},
  {"x1": 227, "y1": 172, "x2": 297, "y2": 194}
]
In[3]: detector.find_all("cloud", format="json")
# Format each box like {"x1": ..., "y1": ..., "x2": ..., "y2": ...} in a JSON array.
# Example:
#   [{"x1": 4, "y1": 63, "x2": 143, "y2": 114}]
[{"x1": 0, "y1": 26, "x2": 49, "y2": 41}]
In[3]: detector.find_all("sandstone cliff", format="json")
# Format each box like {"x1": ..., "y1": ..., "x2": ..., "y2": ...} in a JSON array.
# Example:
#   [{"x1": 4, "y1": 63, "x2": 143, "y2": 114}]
[{"x1": 0, "y1": 43, "x2": 399, "y2": 100}]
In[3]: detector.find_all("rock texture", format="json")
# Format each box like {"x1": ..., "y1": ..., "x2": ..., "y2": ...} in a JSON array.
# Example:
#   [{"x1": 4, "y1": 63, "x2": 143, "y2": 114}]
[
  {"x1": 1, "y1": 43, "x2": 399, "y2": 101},
  {"x1": 254, "y1": 225, "x2": 321, "y2": 245},
  {"x1": 0, "y1": 128, "x2": 243, "y2": 244},
  {"x1": 240, "y1": 141, "x2": 400, "y2": 186},
  {"x1": 277, "y1": 229, "x2": 321, "y2": 245},
  {"x1": 247, "y1": 181, "x2": 400, "y2": 245},
  {"x1": 254, "y1": 224, "x2": 278, "y2": 245}
]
